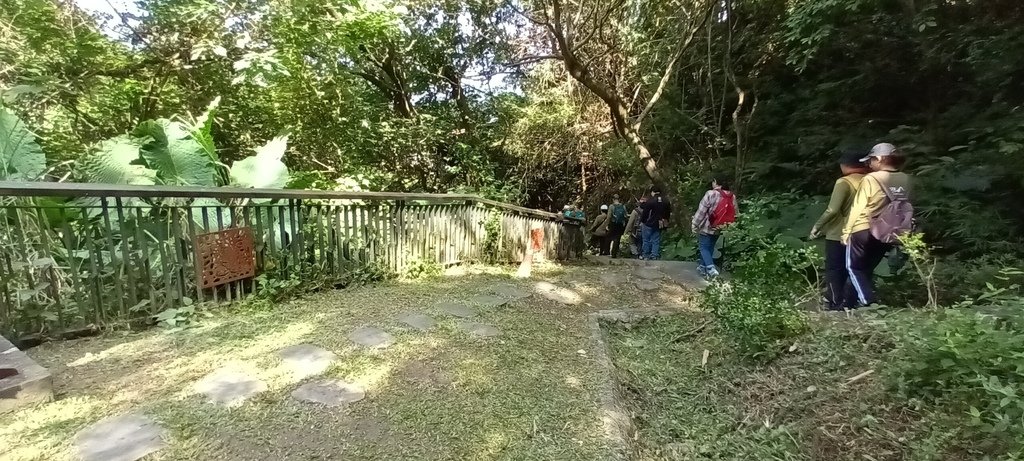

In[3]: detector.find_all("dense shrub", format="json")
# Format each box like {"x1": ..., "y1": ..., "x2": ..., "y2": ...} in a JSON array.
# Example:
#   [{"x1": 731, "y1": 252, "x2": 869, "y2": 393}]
[{"x1": 699, "y1": 279, "x2": 810, "y2": 361}]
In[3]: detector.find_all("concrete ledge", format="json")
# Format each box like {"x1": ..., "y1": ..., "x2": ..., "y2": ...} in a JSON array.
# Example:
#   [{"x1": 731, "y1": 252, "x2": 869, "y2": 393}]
[
  {"x1": 1, "y1": 335, "x2": 53, "y2": 414},
  {"x1": 587, "y1": 307, "x2": 682, "y2": 460}
]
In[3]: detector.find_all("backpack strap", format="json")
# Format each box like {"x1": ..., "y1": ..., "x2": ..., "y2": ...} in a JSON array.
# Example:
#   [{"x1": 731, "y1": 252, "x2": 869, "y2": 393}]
[{"x1": 871, "y1": 174, "x2": 897, "y2": 202}]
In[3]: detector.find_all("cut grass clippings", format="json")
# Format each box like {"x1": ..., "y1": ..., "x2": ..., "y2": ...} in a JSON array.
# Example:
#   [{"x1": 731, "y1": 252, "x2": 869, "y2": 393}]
[
  {"x1": 605, "y1": 313, "x2": 935, "y2": 461},
  {"x1": 2, "y1": 263, "x2": 689, "y2": 461}
]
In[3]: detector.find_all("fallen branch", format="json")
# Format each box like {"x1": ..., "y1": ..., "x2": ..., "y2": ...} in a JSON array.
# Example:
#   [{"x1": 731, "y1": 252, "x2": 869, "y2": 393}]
[{"x1": 844, "y1": 369, "x2": 875, "y2": 386}]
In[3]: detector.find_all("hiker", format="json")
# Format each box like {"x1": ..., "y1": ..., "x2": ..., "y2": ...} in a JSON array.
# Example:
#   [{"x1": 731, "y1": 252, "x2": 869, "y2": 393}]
[
  {"x1": 589, "y1": 204, "x2": 611, "y2": 255},
  {"x1": 625, "y1": 200, "x2": 643, "y2": 258},
  {"x1": 638, "y1": 187, "x2": 671, "y2": 260},
  {"x1": 810, "y1": 150, "x2": 870, "y2": 310},
  {"x1": 842, "y1": 143, "x2": 914, "y2": 307},
  {"x1": 608, "y1": 194, "x2": 628, "y2": 258},
  {"x1": 690, "y1": 177, "x2": 738, "y2": 278}
]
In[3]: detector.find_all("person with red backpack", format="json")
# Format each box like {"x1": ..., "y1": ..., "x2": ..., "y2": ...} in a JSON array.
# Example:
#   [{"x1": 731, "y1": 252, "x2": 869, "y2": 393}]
[
  {"x1": 691, "y1": 176, "x2": 738, "y2": 278},
  {"x1": 842, "y1": 143, "x2": 914, "y2": 307}
]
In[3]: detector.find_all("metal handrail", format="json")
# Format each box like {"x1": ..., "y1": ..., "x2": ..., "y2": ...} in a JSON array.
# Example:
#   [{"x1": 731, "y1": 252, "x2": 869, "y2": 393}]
[{"x1": 0, "y1": 181, "x2": 561, "y2": 220}]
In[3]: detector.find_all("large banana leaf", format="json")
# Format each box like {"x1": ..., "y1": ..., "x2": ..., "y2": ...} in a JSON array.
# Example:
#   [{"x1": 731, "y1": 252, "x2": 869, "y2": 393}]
[
  {"x1": 134, "y1": 119, "x2": 218, "y2": 186},
  {"x1": 0, "y1": 106, "x2": 46, "y2": 181},
  {"x1": 229, "y1": 135, "x2": 290, "y2": 191}
]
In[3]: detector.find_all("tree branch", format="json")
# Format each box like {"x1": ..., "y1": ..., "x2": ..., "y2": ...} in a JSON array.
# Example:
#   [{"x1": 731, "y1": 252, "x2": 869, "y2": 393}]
[{"x1": 633, "y1": 0, "x2": 716, "y2": 129}]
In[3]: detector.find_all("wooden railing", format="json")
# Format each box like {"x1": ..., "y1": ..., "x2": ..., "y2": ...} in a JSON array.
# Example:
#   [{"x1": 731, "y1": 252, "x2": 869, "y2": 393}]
[{"x1": 0, "y1": 182, "x2": 584, "y2": 339}]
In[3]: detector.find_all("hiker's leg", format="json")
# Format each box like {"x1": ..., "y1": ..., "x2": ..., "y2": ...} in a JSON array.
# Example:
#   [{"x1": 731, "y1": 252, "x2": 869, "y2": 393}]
[
  {"x1": 610, "y1": 224, "x2": 623, "y2": 257},
  {"x1": 641, "y1": 225, "x2": 653, "y2": 259},
  {"x1": 824, "y1": 239, "x2": 848, "y2": 309},
  {"x1": 697, "y1": 233, "x2": 715, "y2": 270},
  {"x1": 846, "y1": 230, "x2": 882, "y2": 306},
  {"x1": 600, "y1": 235, "x2": 611, "y2": 255},
  {"x1": 649, "y1": 228, "x2": 662, "y2": 260}
]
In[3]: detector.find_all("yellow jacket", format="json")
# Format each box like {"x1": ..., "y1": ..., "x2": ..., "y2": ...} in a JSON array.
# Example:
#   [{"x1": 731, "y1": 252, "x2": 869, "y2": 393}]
[{"x1": 842, "y1": 170, "x2": 912, "y2": 244}]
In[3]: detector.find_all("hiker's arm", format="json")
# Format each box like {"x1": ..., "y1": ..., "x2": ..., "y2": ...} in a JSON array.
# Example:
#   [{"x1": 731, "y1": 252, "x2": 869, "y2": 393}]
[
  {"x1": 813, "y1": 180, "x2": 850, "y2": 236},
  {"x1": 691, "y1": 192, "x2": 713, "y2": 233}
]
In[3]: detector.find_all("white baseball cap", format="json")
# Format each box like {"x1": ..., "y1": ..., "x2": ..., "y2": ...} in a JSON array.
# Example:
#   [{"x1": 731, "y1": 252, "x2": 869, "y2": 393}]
[
  {"x1": 860, "y1": 143, "x2": 899, "y2": 162},
  {"x1": 600, "y1": 204, "x2": 608, "y2": 211}
]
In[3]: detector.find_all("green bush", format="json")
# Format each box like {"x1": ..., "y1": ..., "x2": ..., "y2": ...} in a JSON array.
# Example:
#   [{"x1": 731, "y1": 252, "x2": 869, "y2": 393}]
[
  {"x1": 699, "y1": 279, "x2": 810, "y2": 361},
  {"x1": 886, "y1": 304, "x2": 1024, "y2": 455}
]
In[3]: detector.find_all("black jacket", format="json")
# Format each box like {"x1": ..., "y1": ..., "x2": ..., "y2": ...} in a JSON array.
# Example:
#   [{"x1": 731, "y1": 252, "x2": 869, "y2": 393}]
[{"x1": 639, "y1": 196, "x2": 671, "y2": 228}]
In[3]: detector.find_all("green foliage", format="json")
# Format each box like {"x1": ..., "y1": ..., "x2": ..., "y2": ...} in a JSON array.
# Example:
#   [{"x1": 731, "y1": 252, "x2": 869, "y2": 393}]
[
  {"x1": 229, "y1": 135, "x2": 291, "y2": 189},
  {"x1": 885, "y1": 300, "x2": 1024, "y2": 456},
  {"x1": 402, "y1": 258, "x2": 442, "y2": 280},
  {"x1": 700, "y1": 279, "x2": 810, "y2": 361},
  {"x1": 481, "y1": 210, "x2": 501, "y2": 263},
  {"x1": 77, "y1": 110, "x2": 290, "y2": 189},
  {"x1": 0, "y1": 106, "x2": 45, "y2": 180}
]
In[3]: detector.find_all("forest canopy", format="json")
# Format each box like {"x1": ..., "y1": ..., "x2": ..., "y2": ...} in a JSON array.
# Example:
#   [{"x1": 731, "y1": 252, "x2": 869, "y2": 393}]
[{"x1": 3, "y1": 0, "x2": 1024, "y2": 254}]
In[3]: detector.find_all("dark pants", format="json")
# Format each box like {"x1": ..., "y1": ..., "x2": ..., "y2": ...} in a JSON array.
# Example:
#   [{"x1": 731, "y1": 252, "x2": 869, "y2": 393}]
[
  {"x1": 825, "y1": 239, "x2": 856, "y2": 309},
  {"x1": 590, "y1": 235, "x2": 610, "y2": 255},
  {"x1": 608, "y1": 223, "x2": 625, "y2": 257},
  {"x1": 846, "y1": 230, "x2": 892, "y2": 306}
]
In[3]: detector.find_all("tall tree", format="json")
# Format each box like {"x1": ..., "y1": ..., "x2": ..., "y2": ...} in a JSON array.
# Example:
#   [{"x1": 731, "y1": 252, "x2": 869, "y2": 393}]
[{"x1": 516, "y1": 0, "x2": 714, "y2": 190}]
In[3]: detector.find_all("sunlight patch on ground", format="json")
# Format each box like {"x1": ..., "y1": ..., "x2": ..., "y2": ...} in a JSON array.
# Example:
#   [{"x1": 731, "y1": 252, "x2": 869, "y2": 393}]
[{"x1": 4, "y1": 263, "x2": 684, "y2": 460}]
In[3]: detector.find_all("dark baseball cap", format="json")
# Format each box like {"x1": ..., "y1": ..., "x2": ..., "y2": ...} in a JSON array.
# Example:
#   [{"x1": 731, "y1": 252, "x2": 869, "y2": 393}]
[
  {"x1": 860, "y1": 143, "x2": 899, "y2": 162},
  {"x1": 839, "y1": 149, "x2": 865, "y2": 167}
]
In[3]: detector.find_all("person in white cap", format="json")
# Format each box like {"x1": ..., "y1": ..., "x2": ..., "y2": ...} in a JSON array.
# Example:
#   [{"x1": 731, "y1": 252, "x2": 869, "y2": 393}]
[
  {"x1": 589, "y1": 204, "x2": 611, "y2": 255},
  {"x1": 841, "y1": 142, "x2": 913, "y2": 307}
]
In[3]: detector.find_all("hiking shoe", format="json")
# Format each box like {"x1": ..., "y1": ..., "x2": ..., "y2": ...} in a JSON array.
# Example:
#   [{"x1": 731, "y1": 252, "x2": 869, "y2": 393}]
[
  {"x1": 706, "y1": 267, "x2": 721, "y2": 279},
  {"x1": 697, "y1": 265, "x2": 707, "y2": 276}
]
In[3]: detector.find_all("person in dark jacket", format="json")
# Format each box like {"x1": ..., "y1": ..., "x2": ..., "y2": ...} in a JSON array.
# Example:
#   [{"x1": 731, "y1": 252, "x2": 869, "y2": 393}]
[{"x1": 638, "y1": 187, "x2": 671, "y2": 260}]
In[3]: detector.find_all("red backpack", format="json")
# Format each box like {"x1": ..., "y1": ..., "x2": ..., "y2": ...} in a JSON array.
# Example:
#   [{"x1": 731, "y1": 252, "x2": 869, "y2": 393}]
[{"x1": 709, "y1": 191, "x2": 736, "y2": 228}]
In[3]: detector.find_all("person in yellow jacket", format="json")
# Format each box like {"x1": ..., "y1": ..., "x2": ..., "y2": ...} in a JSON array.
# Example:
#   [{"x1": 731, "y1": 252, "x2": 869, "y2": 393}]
[
  {"x1": 589, "y1": 204, "x2": 611, "y2": 255},
  {"x1": 841, "y1": 143, "x2": 912, "y2": 307},
  {"x1": 810, "y1": 150, "x2": 870, "y2": 310}
]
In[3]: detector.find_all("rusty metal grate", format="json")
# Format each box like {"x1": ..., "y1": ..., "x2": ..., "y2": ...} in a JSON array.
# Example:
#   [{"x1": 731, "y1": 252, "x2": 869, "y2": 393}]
[{"x1": 194, "y1": 227, "x2": 256, "y2": 290}]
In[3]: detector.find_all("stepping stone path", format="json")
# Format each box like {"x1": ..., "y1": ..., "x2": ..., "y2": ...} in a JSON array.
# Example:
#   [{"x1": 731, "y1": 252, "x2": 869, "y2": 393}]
[
  {"x1": 469, "y1": 294, "x2": 509, "y2": 307},
  {"x1": 535, "y1": 281, "x2": 582, "y2": 305},
  {"x1": 278, "y1": 344, "x2": 336, "y2": 378},
  {"x1": 348, "y1": 326, "x2": 395, "y2": 349},
  {"x1": 75, "y1": 413, "x2": 167, "y2": 461},
  {"x1": 436, "y1": 302, "x2": 477, "y2": 318},
  {"x1": 634, "y1": 268, "x2": 666, "y2": 280},
  {"x1": 194, "y1": 367, "x2": 267, "y2": 407},
  {"x1": 397, "y1": 312, "x2": 437, "y2": 331},
  {"x1": 491, "y1": 285, "x2": 532, "y2": 300},
  {"x1": 457, "y1": 321, "x2": 502, "y2": 337},
  {"x1": 635, "y1": 280, "x2": 661, "y2": 291},
  {"x1": 599, "y1": 273, "x2": 627, "y2": 285},
  {"x1": 291, "y1": 379, "x2": 365, "y2": 407}
]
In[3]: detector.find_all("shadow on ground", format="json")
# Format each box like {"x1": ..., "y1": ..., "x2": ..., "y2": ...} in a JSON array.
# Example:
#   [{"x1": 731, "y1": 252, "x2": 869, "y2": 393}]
[{"x1": 2, "y1": 261, "x2": 702, "y2": 461}]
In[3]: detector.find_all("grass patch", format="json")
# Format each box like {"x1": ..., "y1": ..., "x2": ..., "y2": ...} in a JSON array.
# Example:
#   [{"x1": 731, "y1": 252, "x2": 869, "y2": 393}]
[
  {"x1": 3, "y1": 263, "x2": 689, "y2": 461},
  {"x1": 606, "y1": 313, "x2": 937, "y2": 461}
]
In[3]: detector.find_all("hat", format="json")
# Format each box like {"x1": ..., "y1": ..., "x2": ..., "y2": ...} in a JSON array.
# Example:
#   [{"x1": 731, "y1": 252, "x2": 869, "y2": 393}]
[
  {"x1": 860, "y1": 143, "x2": 899, "y2": 162},
  {"x1": 600, "y1": 204, "x2": 609, "y2": 211},
  {"x1": 839, "y1": 149, "x2": 865, "y2": 167}
]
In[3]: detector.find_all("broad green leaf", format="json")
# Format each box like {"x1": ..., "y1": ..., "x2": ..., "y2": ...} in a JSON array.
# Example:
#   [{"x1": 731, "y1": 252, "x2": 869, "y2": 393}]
[
  {"x1": 79, "y1": 136, "x2": 157, "y2": 185},
  {"x1": 134, "y1": 119, "x2": 218, "y2": 186},
  {"x1": 0, "y1": 106, "x2": 46, "y2": 181},
  {"x1": 229, "y1": 135, "x2": 291, "y2": 190}
]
